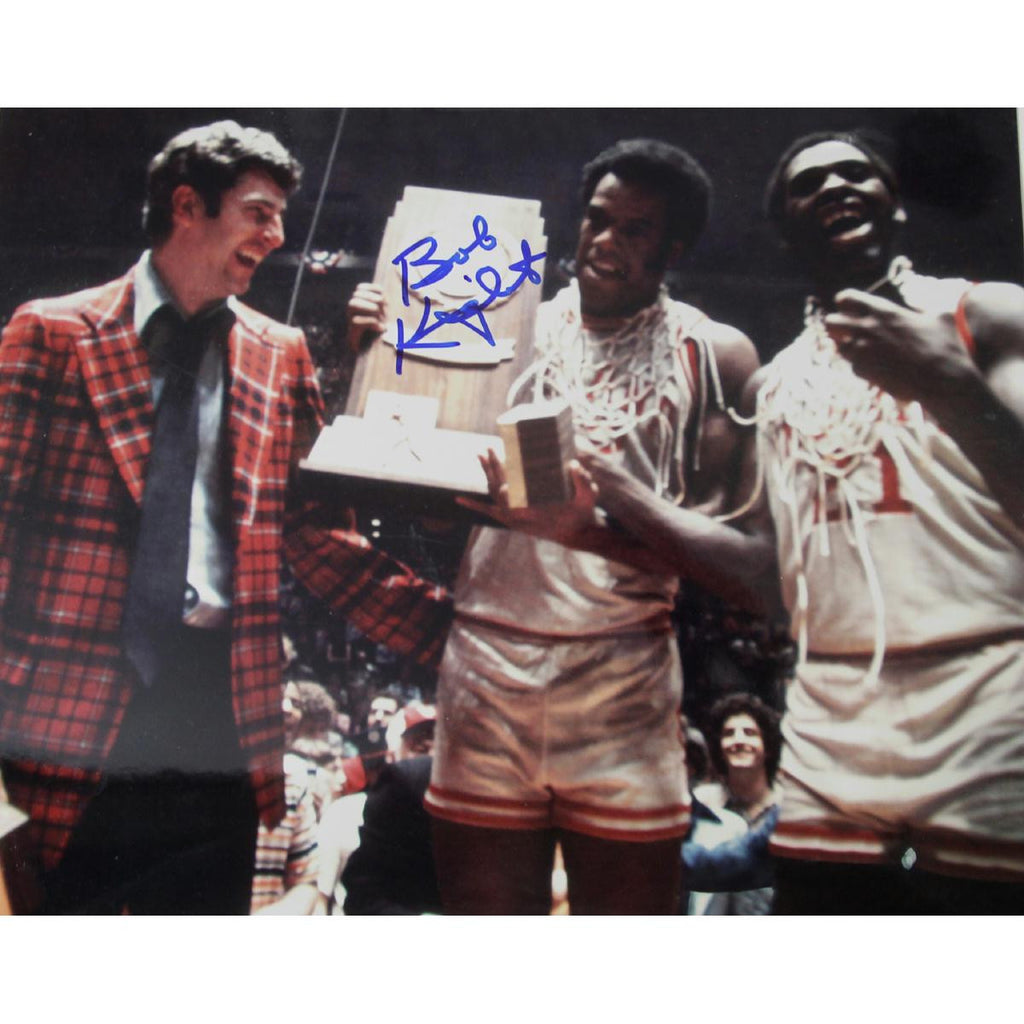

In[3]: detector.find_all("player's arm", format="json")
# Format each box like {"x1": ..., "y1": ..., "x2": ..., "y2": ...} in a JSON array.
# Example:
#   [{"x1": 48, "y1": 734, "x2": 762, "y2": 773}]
[
  {"x1": 827, "y1": 282, "x2": 1024, "y2": 528},
  {"x1": 458, "y1": 451, "x2": 675, "y2": 574},
  {"x1": 463, "y1": 328, "x2": 779, "y2": 611}
]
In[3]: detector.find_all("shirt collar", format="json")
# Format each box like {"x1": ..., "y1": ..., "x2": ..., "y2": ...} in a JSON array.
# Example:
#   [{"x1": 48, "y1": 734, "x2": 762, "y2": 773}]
[{"x1": 133, "y1": 250, "x2": 238, "y2": 345}]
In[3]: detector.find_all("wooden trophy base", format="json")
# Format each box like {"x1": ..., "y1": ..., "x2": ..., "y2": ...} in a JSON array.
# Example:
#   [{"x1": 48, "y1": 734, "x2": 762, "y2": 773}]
[{"x1": 298, "y1": 391, "x2": 504, "y2": 523}]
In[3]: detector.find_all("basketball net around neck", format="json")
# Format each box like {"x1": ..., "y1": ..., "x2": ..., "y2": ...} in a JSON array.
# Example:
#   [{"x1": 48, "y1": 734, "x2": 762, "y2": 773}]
[
  {"x1": 754, "y1": 256, "x2": 929, "y2": 690},
  {"x1": 507, "y1": 280, "x2": 749, "y2": 512}
]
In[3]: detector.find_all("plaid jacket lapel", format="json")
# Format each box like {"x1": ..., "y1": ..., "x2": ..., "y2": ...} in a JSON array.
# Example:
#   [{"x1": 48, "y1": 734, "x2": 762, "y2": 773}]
[{"x1": 74, "y1": 272, "x2": 153, "y2": 506}]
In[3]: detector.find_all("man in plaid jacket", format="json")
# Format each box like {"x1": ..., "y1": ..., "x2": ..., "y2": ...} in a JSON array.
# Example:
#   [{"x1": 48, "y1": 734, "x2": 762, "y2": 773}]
[{"x1": 0, "y1": 120, "x2": 451, "y2": 913}]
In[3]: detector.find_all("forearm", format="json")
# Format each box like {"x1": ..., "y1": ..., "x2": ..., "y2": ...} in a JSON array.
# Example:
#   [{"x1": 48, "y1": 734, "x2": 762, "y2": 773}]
[
  {"x1": 924, "y1": 365, "x2": 1024, "y2": 529},
  {"x1": 284, "y1": 510, "x2": 454, "y2": 668},
  {"x1": 829, "y1": 283, "x2": 1024, "y2": 528},
  {"x1": 590, "y1": 492, "x2": 778, "y2": 613},
  {"x1": 555, "y1": 520, "x2": 671, "y2": 574}
]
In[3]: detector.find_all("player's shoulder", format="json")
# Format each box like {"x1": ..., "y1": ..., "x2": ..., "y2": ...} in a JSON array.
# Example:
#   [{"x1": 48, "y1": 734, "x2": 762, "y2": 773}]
[
  {"x1": 701, "y1": 316, "x2": 757, "y2": 359},
  {"x1": 961, "y1": 280, "x2": 1024, "y2": 345},
  {"x1": 690, "y1": 313, "x2": 760, "y2": 388}
]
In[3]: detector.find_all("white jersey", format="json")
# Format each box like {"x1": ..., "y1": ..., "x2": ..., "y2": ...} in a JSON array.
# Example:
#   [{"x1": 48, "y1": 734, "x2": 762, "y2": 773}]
[
  {"x1": 455, "y1": 281, "x2": 718, "y2": 638},
  {"x1": 759, "y1": 262, "x2": 1024, "y2": 879},
  {"x1": 758, "y1": 264, "x2": 1024, "y2": 673}
]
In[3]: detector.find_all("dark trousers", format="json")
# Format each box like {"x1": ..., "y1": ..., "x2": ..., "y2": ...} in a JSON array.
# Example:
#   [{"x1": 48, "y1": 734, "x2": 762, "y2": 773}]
[
  {"x1": 773, "y1": 856, "x2": 1024, "y2": 915},
  {"x1": 41, "y1": 625, "x2": 259, "y2": 915}
]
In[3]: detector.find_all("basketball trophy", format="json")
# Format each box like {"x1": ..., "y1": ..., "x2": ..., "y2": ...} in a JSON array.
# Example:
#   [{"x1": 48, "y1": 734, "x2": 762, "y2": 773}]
[{"x1": 301, "y1": 186, "x2": 575, "y2": 518}]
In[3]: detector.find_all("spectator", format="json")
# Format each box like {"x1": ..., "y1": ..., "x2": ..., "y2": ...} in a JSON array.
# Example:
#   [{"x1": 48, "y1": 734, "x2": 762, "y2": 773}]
[
  {"x1": 250, "y1": 772, "x2": 321, "y2": 915},
  {"x1": 289, "y1": 679, "x2": 338, "y2": 743},
  {"x1": 689, "y1": 693, "x2": 782, "y2": 914},
  {"x1": 385, "y1": 702, "x2": 437, "y2": 762},
  {"x1": 366, "y1": 691, "x2": 401, "y2": 731},
  {"x1": 315, "y1": 725, "x2": 390, "y2": 912}
]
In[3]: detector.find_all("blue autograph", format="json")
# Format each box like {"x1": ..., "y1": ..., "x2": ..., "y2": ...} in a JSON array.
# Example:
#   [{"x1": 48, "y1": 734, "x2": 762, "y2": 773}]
[{"x1": 390, "y1": 215, "x2": 546, "y2": 375}]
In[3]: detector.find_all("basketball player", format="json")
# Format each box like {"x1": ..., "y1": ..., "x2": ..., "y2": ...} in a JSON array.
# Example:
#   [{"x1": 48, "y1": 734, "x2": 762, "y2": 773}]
[
  {"x1": 753, "y1": 130, "x2": 1024, "y2": 912},
  {"x1": 349, "y1": 139, "x2": 767, "y2": 913}
]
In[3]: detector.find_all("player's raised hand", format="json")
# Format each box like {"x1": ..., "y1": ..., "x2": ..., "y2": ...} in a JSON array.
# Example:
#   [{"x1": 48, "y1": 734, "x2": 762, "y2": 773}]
[{"x1": 824, "y1": 288, "x2": 973, "y2": 403}]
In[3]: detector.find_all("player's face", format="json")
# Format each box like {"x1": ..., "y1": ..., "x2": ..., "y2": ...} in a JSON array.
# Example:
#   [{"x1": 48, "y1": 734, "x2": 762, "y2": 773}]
[
  {"x1": 575, "y1": 173, "x2": 679, "y2": 318},
  {"x1": 720, "y1": 713, "x2": 765, "y2": 773},
  {"x1": 187, "y1": 169, "x2": 287, "y2": 306},
  {"x1": 780, "y1": 141, "x2": 899, "y2": 273}
]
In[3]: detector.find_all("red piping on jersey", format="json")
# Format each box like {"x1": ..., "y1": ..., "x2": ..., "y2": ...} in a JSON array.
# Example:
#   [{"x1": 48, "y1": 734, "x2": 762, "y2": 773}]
[
  {"x1": 453, "y1": 610, "x2": 674, "y2": 642},
  {"x1": 955, "y1": 287, "x2": 978, "y2": 355}
]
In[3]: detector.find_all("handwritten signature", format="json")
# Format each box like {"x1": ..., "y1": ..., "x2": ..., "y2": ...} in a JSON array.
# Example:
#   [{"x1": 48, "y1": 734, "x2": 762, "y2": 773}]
[{"x1": 391, "y1": 215, "x2": 546, "y2": 374}]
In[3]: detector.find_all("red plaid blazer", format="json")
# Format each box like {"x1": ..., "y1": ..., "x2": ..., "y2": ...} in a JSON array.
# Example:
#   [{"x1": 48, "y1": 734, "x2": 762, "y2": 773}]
[{"x1": 0, "y1": 268, "x2": 452, "y2": 870}]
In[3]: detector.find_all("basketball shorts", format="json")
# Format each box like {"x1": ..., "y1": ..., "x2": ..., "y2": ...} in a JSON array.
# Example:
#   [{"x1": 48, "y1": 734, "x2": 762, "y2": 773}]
[
  {"x1": 425, "y1": 617, "x2": 690, "y2": 842},
  {"x1": 772, "y1": 637, "x2": 1024, "y2": 881}
]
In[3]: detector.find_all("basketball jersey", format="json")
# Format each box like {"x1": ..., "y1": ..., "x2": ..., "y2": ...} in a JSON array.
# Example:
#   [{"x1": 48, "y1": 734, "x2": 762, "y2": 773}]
[
  {"x1": 454, "y1": 281, "x2": 715, "y2": 637},
  {"x1": 758, "y1": 263, "x2": 1024, "y2": 670}
]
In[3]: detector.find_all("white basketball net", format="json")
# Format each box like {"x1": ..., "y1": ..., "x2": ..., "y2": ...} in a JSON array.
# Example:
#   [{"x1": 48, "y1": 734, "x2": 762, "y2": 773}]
[
  {"x1": 755, "y1": 257, "x2": 929, "y2": 688},
  {"x1": 507, "y1": 281, "x2": 749, "y2": 510}
]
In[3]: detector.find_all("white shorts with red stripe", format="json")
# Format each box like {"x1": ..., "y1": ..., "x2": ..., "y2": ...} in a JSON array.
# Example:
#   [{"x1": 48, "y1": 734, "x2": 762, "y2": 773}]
[
  {"x1": 772, "y1": 637, "x2": 1024, "y2": 881},
  {"x1": 426, "y1": 617, "x2": 690, "y2": 842}
]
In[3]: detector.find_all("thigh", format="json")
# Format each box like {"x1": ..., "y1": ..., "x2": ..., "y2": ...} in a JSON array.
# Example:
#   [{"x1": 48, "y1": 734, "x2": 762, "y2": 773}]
[
  {"x1": 431, "y1": 818, "x2": 556, "y2": 915},
  {"x1": 427, "y1": 622, "x2": 552, "y2": 830},
  {"x1": 772, "y1": 857, "x2": 914, "y2": 915},
  {"x1": 548, "y1": 632, "x2": 689, "y2": 843},
  {"x1": 558, "y1": 831, "x2": 681, "y2": 915},
  {"x1": 906, "y1": 870, "x2": 1024, "y2": 915}
]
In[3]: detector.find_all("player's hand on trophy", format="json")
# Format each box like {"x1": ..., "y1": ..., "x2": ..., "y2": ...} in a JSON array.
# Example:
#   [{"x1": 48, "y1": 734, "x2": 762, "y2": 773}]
[
  {"x1": 458, "y1": 449, "x2": 598, "y2": 545},
  {"x1": 577, "y1": 451, "x2": 649, "y2": 519},
  {"x1": 347, "y1": 282, "x2": 389, "y2": 352}
]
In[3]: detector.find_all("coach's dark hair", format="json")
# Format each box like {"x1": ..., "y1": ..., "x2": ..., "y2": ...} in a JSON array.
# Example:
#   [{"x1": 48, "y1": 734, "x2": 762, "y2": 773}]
[
  {"x1": 704, "y1": 692, "x2": 783, "y2": 784},
  {"x1": 143, "y1": 120, "x2": 303, "y2": 244},
  {"x1": 763, "y1": 129, "x2": 899, "y2": 231},
  {"x1": 580, "y1": 138, "x2": 712, "y2": 252}
]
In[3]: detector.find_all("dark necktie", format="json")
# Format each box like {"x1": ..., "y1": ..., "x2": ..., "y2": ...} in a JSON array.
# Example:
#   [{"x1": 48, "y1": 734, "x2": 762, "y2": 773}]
[{"x1": 121, "y1": 305, "x2": 229, "y2": 688}]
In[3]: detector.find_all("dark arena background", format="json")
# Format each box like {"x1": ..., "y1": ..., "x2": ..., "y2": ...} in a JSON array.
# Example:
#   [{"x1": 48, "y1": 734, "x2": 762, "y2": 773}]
[{"x1": 1, "y1": 107, "x2": 1020, "y2": 723}]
